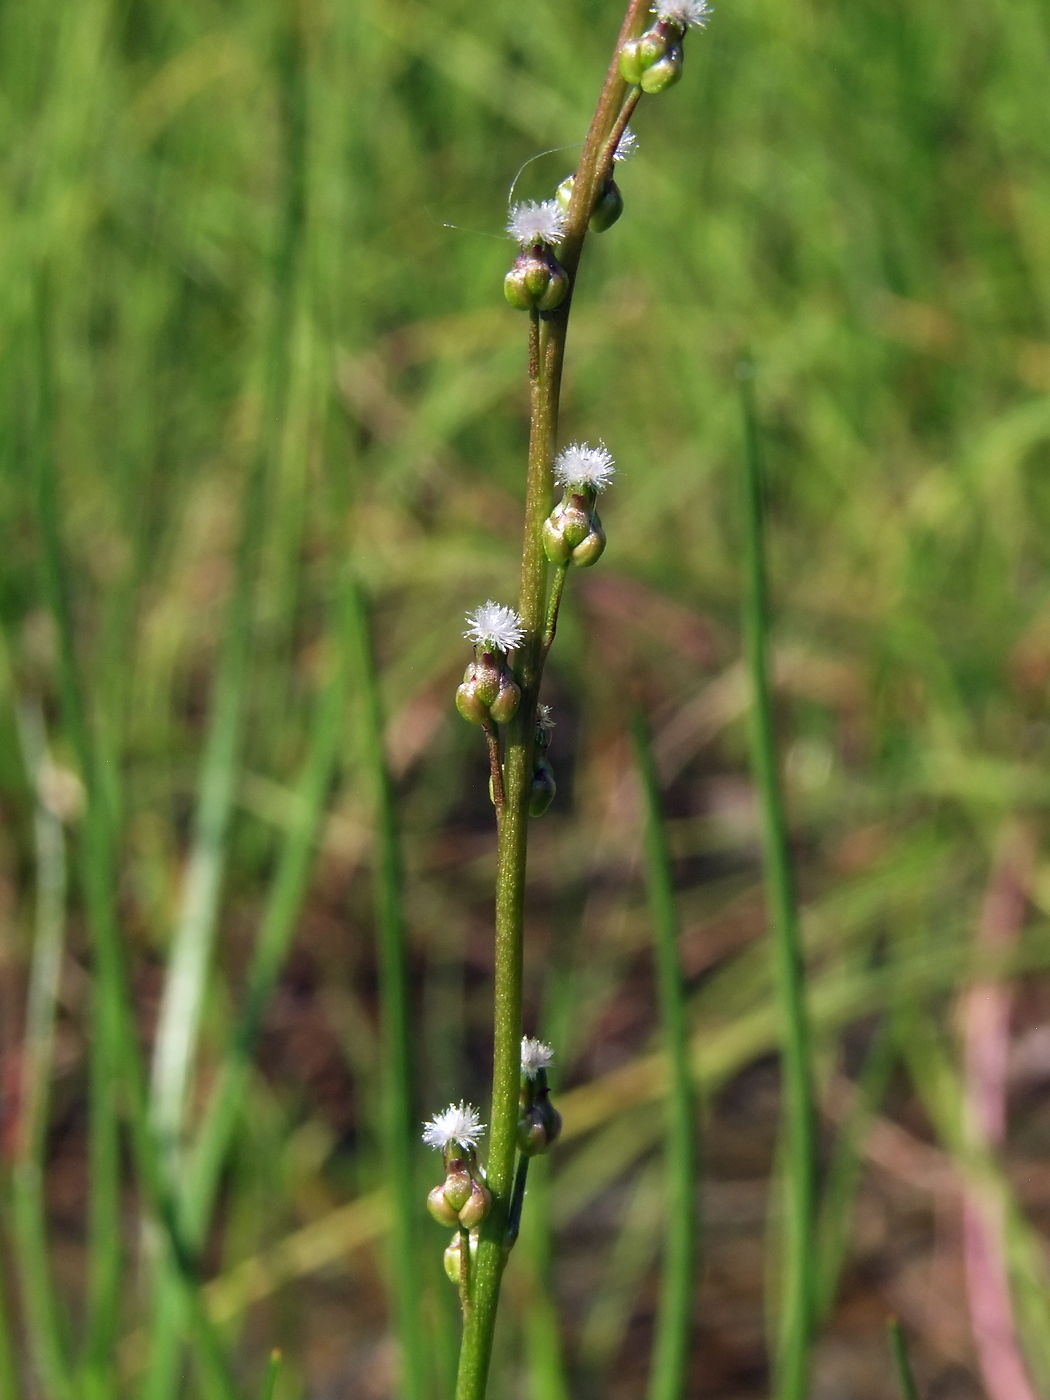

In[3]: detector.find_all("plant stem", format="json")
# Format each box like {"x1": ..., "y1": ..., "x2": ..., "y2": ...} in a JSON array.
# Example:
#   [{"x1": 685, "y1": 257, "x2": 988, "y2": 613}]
[
  {"x1": 631, "y1": 713, "x2": 698, "y2": 1400},
  {"x1": 543, "y1": 564, "x2": 568, "y2": 653},
  {"x1": 453, "y1": 7, "x2": 651, "y2": 1398},
  {"x1": 739, "y1": 367, "x2": 817, "y2": 1400}
]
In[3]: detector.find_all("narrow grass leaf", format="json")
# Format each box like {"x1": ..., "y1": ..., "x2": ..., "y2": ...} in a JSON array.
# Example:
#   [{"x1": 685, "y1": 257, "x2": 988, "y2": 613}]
[
  {"x1": 632, "y1": 711, "x2": 698, "y2": 1400},
  {"x1": 739, "y1": 364, "x2": 818, "y2": 1400}
]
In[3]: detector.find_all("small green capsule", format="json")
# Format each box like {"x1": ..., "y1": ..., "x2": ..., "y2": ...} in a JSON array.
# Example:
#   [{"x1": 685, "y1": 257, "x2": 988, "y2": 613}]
[
  {"x1": 443, "y1": 1237, "x2": 462, "y2": 1285},
  {"x1": 618, "y1": 36, "x2": 646, "y2": 83},
  {"x1": 556, "y1": 175, "x2": 574, "y2": 212},
  {"x1": 640, "y1": 43, "x2": 683, "y2": 93},
  {"x1": 488, "y1": 673, "x2": 521, "y2": 725},
  {"x1": 427, "y1": 1183, "x2": 460, "y2": 1228},
  {"x1": 457, "y1": 1177, "x2": 492, "y2": 1229},
  {"x1": 589, "y1": 178, "x2": 624, "y2": 233},
  {"x1": 529, "y1": 758, "x2": 556, "y2": 817},
  {"x1": 570, "y1": 518, "x2": 606, "y2": 568}
]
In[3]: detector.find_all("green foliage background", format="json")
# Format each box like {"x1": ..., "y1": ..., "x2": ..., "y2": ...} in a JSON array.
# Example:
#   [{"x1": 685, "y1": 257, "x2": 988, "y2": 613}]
[{"x1": 2, "y1": 0, "x2": 1050, "y2": 1395}]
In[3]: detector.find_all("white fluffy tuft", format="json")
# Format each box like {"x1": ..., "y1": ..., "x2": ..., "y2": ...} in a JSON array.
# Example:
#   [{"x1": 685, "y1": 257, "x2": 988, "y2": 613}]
[
  {"x1": 506, "y1": 199, "x2": 567, "y2": 247},
  {"x1": 520, "y1": 1038, "x2": 555, "y2": 1078},
  {"x1": 554, "y1": 441, "x2": 616, "y2": 492},
  {"x1": 422, "y1": 1101, "x2": 485, "y2": 1151},
  {"x1": 653, "y1": 0, "x2": 711, "y2": 28},
  {"x1": 614, "y1": 128, "x2": 639, "y2": 163},
  {"x1": 464, "y1": 601, "x2": 525, "y2": 653}
]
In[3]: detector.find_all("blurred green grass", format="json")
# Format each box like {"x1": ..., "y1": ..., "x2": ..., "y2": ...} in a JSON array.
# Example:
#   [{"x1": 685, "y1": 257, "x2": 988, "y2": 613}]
[{"x1": 2, "y1": 0, "x2": 1050, "y2": 1395}]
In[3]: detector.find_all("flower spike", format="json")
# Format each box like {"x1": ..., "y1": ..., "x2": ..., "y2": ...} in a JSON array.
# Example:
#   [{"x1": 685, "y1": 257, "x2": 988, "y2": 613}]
[
  {"x1": 507, "y1": 199, "x2": 568, "y2": 248},
  {"x1": 464, "y1": 601, "x2": 525, "y2": 653},
  {"x1": 422, "y1": 1101, "x2": 486, "y2": 1152}
]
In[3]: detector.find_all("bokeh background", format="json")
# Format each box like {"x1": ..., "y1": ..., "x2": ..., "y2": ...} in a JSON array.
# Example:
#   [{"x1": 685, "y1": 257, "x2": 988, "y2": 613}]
[{"x1": 2, "y1": 0, "x2": 1050, "y2": 1396}]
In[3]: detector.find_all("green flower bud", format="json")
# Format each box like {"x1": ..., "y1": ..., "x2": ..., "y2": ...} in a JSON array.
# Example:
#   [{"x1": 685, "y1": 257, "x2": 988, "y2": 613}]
[
  {"x1": 542, "y1": 493, "x2": 593, "y2": 564},
  {"x1": 427, "y1": 1183, "x2": 460, "y2": 1227},
  {"x1": 589, "y1": 178, "x2": 624, "y2": 233},
  {"x1": 640, "y1": 42, "x2": 684, "y2": 93},
  {"x1": 457, "y1": 1177, "x2": 492, "y2": 1229},
  {"x1": 443, "y1": 1230, "x2": 479, "y2": 1285},
  {"x1": 570, "y1": 516, "x2": 606, "y2": 568},
  {"x1": 618, "y1": 36, "x2": 647, "y2": 84},
  {"x1": 504, "y1": 246, "x2": 569, "y2": 312},
  {"x1": 555, "y1": 174, "x2": 623, "y2": 233},
  {"x1": 516, "y1": 1087, "x2": 563, "y2": 1156},
  {"x1": 529, "y1": 758, "x2": 556, "y2": 817}
]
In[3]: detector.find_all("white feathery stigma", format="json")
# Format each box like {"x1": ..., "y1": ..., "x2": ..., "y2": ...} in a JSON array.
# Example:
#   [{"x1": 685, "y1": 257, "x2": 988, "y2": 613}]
[
  {"x1": 614, "y1": 127, "x2": 639, "y2": 163},
  {"x1": 507, "y1": 199, "x2": 567, "y2": 248},
  {"x1": 521, "y1": 1038, "x2": 555, "y2": 1078},
  {"x1": 537, "y1": 704, "x2": 555, "y2": 737},
  {"x1": 554, "y1": 441, "x2": 616, "y2": 492},
  {"x1": 422, "y1": 1101, "x2": 485, "y2": 1151},
  {"x1": 653, "y1": 0, "x2": 711, "y2": 28},
  {"x1": 464, "y1": 601, "x2": 526, "y2": 653}
]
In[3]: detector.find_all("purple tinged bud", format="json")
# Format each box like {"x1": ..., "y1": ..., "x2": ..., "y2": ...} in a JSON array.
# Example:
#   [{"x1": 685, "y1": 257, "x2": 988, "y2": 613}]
[
  {"x1": 457, "y1": 1177, "x2": 492, "y2": 1228},
  {"x1": 488, "y1": 671, "x2": 521, "y2": 725},
  {"x1": 441, "y1": 1164, "x2": 473, "y2": 1213},
  {"x1": 504, "y1": 246, "x2": 570, "y2": 312}
]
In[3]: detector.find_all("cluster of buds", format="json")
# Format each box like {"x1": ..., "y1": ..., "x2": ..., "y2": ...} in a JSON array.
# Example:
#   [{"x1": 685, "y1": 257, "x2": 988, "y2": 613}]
[
  {"x1": 423, "y1": 1102, "x2": 492, "y2": 1230},
  {"x1": 517, "y1": 1038, "x2": 562, "y2": 1155},
  {"x1": 542, "y1": 442, "x2": 616, "y2": 569},
  {"x1": 456, "y1": 602, "x2": 524, "y2": 727},
  {"x1": 555, "y1": 128, "x2": 638, "y2": 235},
  {"x1": 504, "y1": 200, "x2": 570, "y2": 312},
  {"x1": 529, "y1": 705, "x2": 557, "y2": 817},
  {"x1": 619, "y1": 0, "x2": 710, "y2": 93}
]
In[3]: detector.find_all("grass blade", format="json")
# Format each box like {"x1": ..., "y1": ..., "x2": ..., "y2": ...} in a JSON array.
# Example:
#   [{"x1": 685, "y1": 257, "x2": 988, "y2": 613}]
[
  {"x1": 888, "y1": 1318, "x2": 921, "y2": 1400},
  {"x1": 142, "y1": 567, "x2": 358, "y2": 1396},
  {"x1": 814, "y1": 1019, "x2": 897, "y2": 1321},
  {"x1": 349, "y1": 580, "x2": 427, "y2": 1400},
  {"x1": 258, "y1": 1349, "x2": 282, "y2": 1400},
  {"x1": 738, "y1": 364, "x2": 817, "y2": 1400},
  {"x1": 10, "y1": 698, "x2": 77, "y2": 1400},
  {"x1": 631, "y1": 711, "x2": 698, "y2": 1400}
]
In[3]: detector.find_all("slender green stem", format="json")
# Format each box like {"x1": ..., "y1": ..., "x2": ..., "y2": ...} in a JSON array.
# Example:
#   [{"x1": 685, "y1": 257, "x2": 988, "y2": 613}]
[
  {"x1": 10, "y1": 701, "x2": 77, "y2": 1400},
  {"x1": 454, "y1": 8, "x2": 651, "y2": 1398},
  {"x1": 631, "y1": 713, "x2": 698, "y2": 1400},
  {"x1": 349, "y1": 580, "x2": 428, "y2": 1400},
  {"x1": 888, "y1": 1318, "x2": 921, "y2": 1400},
  {"x1": 505, "y1": 1156, "x2": 530, "y2": 1249},
  {"x1": 542, "y1": 564, "x2": 568, "y2": 654},
  {"x1": 739, "y1": 367, "x2": 817, "y2": 1400}
]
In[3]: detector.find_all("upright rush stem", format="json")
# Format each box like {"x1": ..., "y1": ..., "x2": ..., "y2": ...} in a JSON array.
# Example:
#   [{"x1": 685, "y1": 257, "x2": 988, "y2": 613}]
[{"x1": 453, "y1": 5, "x2": 651, "y2": 1398}]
